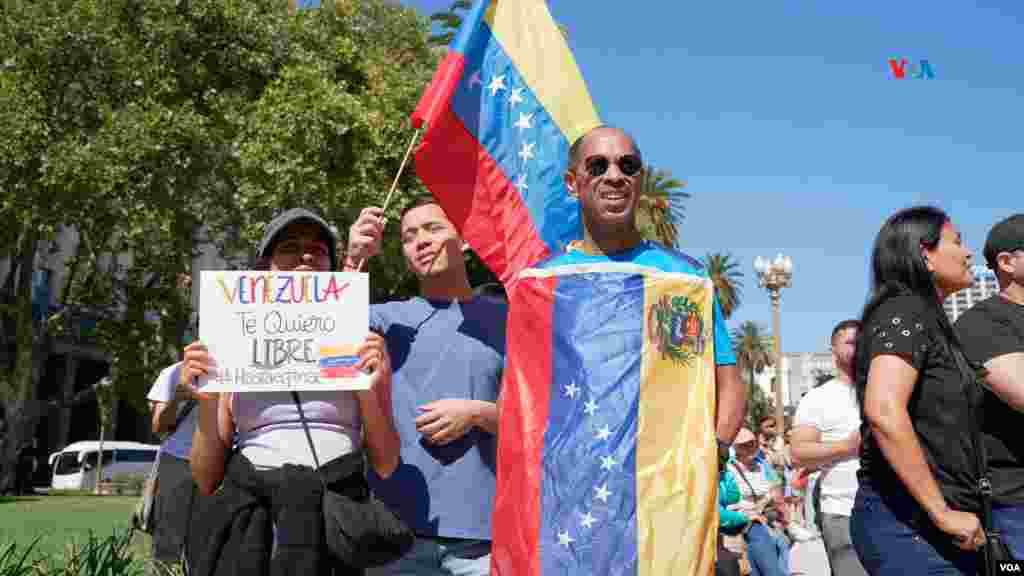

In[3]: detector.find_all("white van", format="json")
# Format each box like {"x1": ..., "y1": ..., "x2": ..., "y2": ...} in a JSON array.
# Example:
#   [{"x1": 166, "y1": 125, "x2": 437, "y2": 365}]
[{"x1": 48, "y1": 441, "x2": 159, "y2": 491}]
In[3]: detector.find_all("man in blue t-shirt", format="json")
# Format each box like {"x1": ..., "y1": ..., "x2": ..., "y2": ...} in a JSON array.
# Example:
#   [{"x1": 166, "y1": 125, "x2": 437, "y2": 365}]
[
  {"x1": 347, "y1": 197, "x2": 506, "y2": 576},
  {"x1": 549, "y1": 125, "x2": 745, "y2": 456}
]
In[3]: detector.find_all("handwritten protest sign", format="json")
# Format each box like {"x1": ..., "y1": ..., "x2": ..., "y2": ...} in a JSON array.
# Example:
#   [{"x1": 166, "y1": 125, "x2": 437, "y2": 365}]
[{"x1": 197, "y1": 271, "x2": 370, "y2": 392}]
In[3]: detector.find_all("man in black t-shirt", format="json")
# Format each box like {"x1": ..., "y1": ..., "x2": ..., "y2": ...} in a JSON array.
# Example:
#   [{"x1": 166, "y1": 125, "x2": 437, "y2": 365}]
[{"x1": 955, "y1": 213, "x2": 1024, "y2": 559}]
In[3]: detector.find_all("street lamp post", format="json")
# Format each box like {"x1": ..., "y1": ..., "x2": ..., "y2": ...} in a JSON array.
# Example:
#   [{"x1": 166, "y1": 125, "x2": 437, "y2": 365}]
[{"x1": 754, "y1": 253, "x2": 793, "y2": 433}]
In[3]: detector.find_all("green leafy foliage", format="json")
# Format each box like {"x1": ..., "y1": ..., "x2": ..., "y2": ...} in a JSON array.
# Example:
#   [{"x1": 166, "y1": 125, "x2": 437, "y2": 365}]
[
  {"x1": 55, "y1": 530, "x2": 144, "y2": 576},
  {"x1": 703, "y1": 252, "x2": 743, "y2": 319},
  {"x1": 0, "y1": 536, "x2": 42, "y2": 576},
  {"x1": 0, "y1": 0, "x2": 439, "y2": 484},
  {"x1": 428, "y1": 0, "x2": 473, "y2": 46},
  {"x1": 635, "y1": 167, "x2": 688, "y2": 248}
]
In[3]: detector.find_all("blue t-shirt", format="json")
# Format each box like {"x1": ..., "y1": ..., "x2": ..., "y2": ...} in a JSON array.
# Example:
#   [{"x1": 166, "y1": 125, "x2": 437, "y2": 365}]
[
  {"x1": 367, "y1": 296, "x2": 507, "y2": 540},
  {"x1": 538, "y1": 241, "x2": 737, "y2": 366}
]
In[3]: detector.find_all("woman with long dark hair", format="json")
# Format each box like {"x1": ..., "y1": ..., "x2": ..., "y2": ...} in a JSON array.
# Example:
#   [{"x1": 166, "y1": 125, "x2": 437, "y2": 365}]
[{"x1": 850, "y1": 206, "x2": 985, "y2": 574}]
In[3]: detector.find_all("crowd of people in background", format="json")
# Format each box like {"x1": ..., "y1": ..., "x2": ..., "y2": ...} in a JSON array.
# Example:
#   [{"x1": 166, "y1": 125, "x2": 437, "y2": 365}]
[
  {"x1": 114, "y1": 138, "x2": 1024, "y2": 576},
  {"x1": 718, "y1": 210, "x2": 1024, "y2": 576}
]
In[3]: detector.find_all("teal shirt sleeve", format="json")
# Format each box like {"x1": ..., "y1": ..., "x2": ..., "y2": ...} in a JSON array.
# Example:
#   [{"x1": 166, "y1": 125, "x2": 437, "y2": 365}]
[
  {"x1": 719, "y1": 470, "x2": 749, "y2": 530},
  {"x1": 720, "y1": 469, "x2": 741, "y2": 506},
  {"x1": 712, "y1": 293, "x2": 737, "y2": 366}
]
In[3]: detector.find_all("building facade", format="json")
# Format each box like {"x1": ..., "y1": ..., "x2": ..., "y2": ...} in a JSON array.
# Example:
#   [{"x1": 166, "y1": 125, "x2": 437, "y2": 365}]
[{"x1": 755, "y1": 351, "x2": 835, "y2": 414}]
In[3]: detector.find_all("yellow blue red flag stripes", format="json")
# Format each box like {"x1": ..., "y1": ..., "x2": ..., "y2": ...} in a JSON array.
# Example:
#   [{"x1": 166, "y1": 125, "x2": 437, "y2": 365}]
[
  {"x1": 492, "y1": 263, "x2": 720, "y2": 575},
  {"x1": 411, "y1": 0, "x2": 601, "y2": 286}
]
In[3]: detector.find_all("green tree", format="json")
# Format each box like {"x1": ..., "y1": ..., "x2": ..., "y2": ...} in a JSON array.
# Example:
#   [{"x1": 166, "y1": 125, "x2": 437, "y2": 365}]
[
  {"x1": 703, "y1": 252, "x2": 743, "y2": 319},
  {"x1": 0, "y1": 0, "x2": 156, "y2": 491},
  {"x1": 0, "y1": 0, "x2": 438, "y2": 490},
  {"x1": 636, "y1": 167, "x2": 689, "y2": 247},
  {"x1": 428, "y1": 0, "x2": 473, "y2": 46},
  {"x1": 731, "y1": 321, "x2": 775, "y2": 430}
]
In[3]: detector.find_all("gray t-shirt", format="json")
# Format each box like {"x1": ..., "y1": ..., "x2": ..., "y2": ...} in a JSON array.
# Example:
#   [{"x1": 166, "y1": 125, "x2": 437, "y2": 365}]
[
  {"x1": 367, "y1": 296, "x2": 507, "y2": 540},
  {"x1": 146, "y1": 363, "x2": 196, "y2": 461}
]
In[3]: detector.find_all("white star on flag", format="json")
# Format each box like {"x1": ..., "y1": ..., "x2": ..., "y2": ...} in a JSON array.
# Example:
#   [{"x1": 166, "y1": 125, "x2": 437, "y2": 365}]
[
  {"x1": 468, "y1": 71, "x2": 482, "y2": 89},
  {"x1": 514, "y1": 173, "x2": 528, "y2": 192},
  {"x1": 583, "y1": 399, "x2": 598, "y2": 416},
  {"x1": 487, "y1": 75, "x2": 506, "y2": 96},
  {"x1": 580, "y1": 511, "x2": 597, "y2": 529},
  {"x1": 513, "y1": 112, "x2": 533, "y2": 132},
  {"x1": 600, "y1": 455, "x2": 617, "y2": 471},
  {"x1": 518, "y1": 141, "x2": 535, "y2": 163},
  {"x1": 557, "y1": 530, "x2": 575, "y2": 547},
  {"x1": 508, "y1": 86, "x2": 525, "y2": 107},
  {"x1": 564, "y1": 381, "x2": 580, "y2": 399},
  {"x1": 594, "y1": 483, "x2": 612, "y2": 503},
  {"x1": 595, "y1": 424, "x2": 612, "y2": 441}
]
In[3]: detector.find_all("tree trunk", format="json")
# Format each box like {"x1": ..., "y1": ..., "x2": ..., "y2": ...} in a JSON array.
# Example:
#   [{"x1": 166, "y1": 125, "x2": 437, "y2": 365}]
[{"x1": 0, "y1": 231, "x2": 41, "y2": 494}]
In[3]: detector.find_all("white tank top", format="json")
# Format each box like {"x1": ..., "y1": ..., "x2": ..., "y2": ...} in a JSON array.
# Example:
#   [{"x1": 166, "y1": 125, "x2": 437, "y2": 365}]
[{"x1": 232, "y1": 390, "x2": 362, "y2": 469}]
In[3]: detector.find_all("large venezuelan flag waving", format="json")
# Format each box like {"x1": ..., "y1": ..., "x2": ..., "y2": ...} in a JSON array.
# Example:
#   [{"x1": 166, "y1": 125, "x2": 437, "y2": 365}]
[
  {"x1": 493, "y1": 263, "x2": 720, "y2": 576},
  {"x1": 411, "y1": 0, "x2": 601, "y2": 286}
]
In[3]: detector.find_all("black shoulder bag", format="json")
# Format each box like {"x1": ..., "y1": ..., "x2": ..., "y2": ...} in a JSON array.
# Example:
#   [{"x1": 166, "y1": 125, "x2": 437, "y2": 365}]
[
  {"x1": 290, "y1": 391, "x2": 414, "y2": 568},
  {"x1": 134, "y1": 398, "x2": 197, "y2": 534}
]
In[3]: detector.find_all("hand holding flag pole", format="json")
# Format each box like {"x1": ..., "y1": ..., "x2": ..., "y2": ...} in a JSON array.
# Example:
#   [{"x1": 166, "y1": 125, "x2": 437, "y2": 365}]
[{"x1": 350, "y1": 126, "x2": 423, "y2": 272}]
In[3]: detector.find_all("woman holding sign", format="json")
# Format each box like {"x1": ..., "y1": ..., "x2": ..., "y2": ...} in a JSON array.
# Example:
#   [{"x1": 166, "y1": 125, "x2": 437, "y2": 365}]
[{"x1": 183, "y1": 208, "x2": 401, "y2": 576}]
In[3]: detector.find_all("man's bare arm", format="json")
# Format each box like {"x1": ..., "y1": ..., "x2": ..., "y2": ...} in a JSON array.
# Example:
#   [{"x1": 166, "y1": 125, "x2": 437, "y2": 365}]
[
  {"x1": 715, "y1": 365, "x2": 745, "y2": 444},
  {"x1": 984, "y1": 353, "x2": 1024, "y2": 412},
  {"x1": 150, "y1": 400, "x2": 178, "y2": 436},
  {"x1": 789, "y1": 425, "x2": 859, "y2": 470}
]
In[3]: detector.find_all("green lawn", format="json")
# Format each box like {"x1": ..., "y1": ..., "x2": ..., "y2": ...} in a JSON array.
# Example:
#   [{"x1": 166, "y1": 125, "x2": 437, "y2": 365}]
[{"x1": 0, "y1": 494, "x2": 150, "y2": 560}]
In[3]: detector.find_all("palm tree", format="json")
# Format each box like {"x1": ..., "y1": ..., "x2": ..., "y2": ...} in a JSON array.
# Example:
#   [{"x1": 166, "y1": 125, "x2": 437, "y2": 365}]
[
  {"x1": 635, "y1": 167, "x2": 689, "y2": 247},
  {"x1": 732, "y1": 321, "x2": 775, "y2": 430},
  {"x1": 703, "y1": 252, "x2": 743, "y2": 319},
  {"x1": 732, "y1": 321, "x2": 773, "y2": 390}
]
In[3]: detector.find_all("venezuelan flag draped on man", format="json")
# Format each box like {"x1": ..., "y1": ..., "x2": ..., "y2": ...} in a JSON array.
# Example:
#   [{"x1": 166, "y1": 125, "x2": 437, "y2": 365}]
[{"x1": 410, "y1": 1, "x2": 742, "y2": 574}]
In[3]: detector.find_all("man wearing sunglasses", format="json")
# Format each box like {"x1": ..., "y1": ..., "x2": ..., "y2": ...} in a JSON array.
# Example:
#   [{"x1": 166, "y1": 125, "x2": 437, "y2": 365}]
[
  {"x1": 546, "y1": 125, "x2": 746, "y2": 486},
  {"x1": 955, "y1": 213, "x2": 1024, "y2": 561},
  {"x1": 558, "y1": 124, "x2": 743, "y2": 436}
]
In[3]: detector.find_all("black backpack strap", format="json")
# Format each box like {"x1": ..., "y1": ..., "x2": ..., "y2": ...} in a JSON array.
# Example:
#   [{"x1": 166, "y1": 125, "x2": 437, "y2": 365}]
[
  {"x1": 172, "y1": 398, "x2": 198, "y2": 432},
  {"x1": 290, "y1": 391, "x2": 329, "y2": 492}
]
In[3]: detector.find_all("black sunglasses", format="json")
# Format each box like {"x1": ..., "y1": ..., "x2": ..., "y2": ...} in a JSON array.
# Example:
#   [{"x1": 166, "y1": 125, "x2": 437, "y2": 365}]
[{"x1": 582, "y1": 154, "x2": 643, "y2": 178}]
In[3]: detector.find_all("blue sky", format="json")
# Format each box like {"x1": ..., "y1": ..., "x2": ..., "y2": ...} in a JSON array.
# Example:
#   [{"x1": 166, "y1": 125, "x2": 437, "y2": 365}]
[{"x1": 396, "y1": 0, "x2": 1022, "y2": 352}]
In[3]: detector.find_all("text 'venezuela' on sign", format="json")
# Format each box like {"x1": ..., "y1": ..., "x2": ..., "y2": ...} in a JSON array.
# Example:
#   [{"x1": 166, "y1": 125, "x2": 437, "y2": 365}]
[{"x1": 197, "y1": 271, "x2": 371, "y2": 392}]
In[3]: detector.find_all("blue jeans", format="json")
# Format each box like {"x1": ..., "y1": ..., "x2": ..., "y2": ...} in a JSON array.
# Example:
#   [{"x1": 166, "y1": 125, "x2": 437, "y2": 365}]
[
  {"x1": 850, "y1": 484, "x2": 978, "y2": 575},
  {"x1": 745, "y1": 522, "x2": 789, "y2": 576},
  {"x1": 367, "y1": 537, "x2": 490, "y2": 576},
  {"x1": 992, "y1": 504, "x2": 1024, "y2": 560}
]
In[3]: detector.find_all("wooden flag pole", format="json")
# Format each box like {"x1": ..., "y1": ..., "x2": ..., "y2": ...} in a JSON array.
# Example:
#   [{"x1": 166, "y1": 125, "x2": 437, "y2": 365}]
[
  {"x1": 381, "y1": 126, "x2": 424, "y2": 217},
  {"x1": 353, "y1": 126, "x2": 424, "y2": 272}
]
